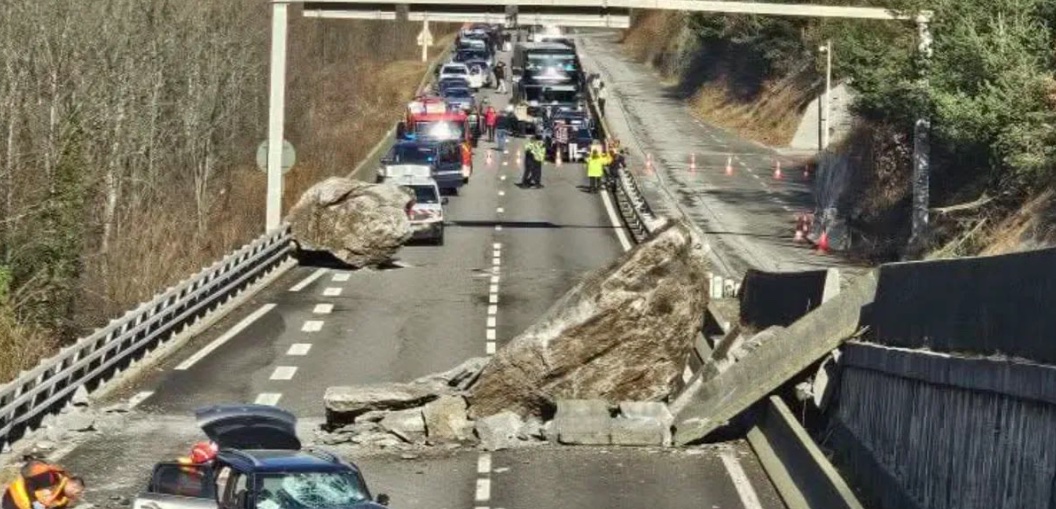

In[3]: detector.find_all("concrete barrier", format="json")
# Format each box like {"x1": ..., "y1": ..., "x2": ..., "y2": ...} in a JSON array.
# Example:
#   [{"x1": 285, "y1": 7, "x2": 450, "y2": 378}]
[
  {"x1": 869, "y1": 246, "x2": 1056, "y2": 363},
  {"x1": 747, "y1": 396, "x2": 864, "y2": 509},
  {"x1": 739, "y1": 268, "x2": 840, "y2": 328}
]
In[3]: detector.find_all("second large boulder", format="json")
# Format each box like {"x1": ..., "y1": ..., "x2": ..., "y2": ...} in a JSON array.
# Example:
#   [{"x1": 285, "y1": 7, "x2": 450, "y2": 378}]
[
  {"x1": 468, "y1": 219, "x2": 710, "y2": 418},
  {"x1": 287, "y1": 177, "x2": 413, "y2": 267}
]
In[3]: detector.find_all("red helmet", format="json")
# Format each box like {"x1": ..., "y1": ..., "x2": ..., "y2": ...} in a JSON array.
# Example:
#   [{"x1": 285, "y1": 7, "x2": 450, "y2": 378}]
[{"x1": 189, "y1": 441, "x2": 218, "y2": 463}]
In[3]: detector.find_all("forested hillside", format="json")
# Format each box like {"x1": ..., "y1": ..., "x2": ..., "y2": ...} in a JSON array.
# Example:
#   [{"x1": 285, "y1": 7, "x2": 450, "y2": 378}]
[
  {"x1": 623, "y1": 0, "x2": 1056, "y2": 260},
  {"x1": 0, "y1": 0, "x2": 445, "y2": 380}
]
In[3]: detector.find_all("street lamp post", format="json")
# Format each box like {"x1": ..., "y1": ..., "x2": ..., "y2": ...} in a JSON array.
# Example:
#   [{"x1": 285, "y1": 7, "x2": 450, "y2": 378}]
[
  {"x1": 819, "y1": 39, "x2": 832, "y2": 151},
  {"x1": 265, "y1": 2, "x2": 289, "y2": 233}
]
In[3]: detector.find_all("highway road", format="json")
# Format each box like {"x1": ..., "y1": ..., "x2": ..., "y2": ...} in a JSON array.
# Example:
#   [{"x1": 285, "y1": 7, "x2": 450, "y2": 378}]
[
  {"x1": 578, "y1": 31, "x2": 867, "y2": 281},
  {"x1": 36, "y1": 34, "x2": 784, "y2": 509}
]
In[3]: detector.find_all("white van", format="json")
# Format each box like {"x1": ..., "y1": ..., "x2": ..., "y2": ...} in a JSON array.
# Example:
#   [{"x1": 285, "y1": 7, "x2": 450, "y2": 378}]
[{"x1": 382, "y1": 165, "x2": 447, "y2": 245}]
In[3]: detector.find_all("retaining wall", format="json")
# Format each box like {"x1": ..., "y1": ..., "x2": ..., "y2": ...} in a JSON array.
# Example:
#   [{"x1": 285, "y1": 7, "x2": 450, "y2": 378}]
[
  {"x1": 823, "y1": 247, "x2": 1056, "y2": 509},
  {"x1": 738, "y1": 269, "x2": 832, "y2": 329}
]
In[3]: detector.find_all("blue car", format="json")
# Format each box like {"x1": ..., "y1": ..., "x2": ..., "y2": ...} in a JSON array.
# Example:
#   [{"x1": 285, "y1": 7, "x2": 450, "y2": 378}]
[
  {"x1": 442, "y1": 87, "x2": 475, "y2": 112},
  {"x1": 134, "y1": 405, "x2": 391, "y2": 509},
  {"x1": 378, "y1": 139, "x2": 465, "y2": 192}
]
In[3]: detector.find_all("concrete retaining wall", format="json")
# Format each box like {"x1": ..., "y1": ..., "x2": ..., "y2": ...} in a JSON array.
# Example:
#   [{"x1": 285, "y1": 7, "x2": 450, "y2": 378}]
[
  {"x1": 825, "y1": 342, "x2": 1056, "y2": 509},
  {"x1": 869, "y1": 247, "x2": 1056, "y2": 363}
]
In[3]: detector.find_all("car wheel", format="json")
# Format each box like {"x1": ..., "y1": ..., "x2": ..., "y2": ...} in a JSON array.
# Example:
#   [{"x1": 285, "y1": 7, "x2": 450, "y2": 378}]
[
  {"x1": 463, "y1": 177, "x2": 470, "y2": 184},
  {"x1": 436, "y1": 226, "x2": 445, "y2": 246}
]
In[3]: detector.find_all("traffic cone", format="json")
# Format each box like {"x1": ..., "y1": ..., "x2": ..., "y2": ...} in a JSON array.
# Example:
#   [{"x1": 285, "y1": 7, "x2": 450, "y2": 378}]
[
  {"x1": 725, "y1": 155, "x2": 733, "y2": 176},
  {"x1": 817, "y1": 230, "x2": 830, "y2": 254},
  {"x1": 773, "y1": 160, "x2": 783, "y2": 180},
  {"x1": 803, "y1": 163, "x2": 811, "y2": 180},
  {"x1": 645, "y1": 153, "x2": 654, "y2": 175},
  {"x1": 689, "y1": 153, "x2": 697, "y2": 174},
  {"x1": 486, "y1": 151, "x2": 494, "y2": 167},
  {"x1": 793, "y1": 214, "x2": 804, "y2": 243}
]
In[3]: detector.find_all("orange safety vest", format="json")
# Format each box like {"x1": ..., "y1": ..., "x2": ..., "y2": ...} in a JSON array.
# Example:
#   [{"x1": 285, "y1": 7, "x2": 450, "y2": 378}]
[{"x1": 2, "y1": 462, "x2": 70, "y2": 509}]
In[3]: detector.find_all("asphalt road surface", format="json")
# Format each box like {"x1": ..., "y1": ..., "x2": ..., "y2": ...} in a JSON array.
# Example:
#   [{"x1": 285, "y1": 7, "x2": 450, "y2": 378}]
[
  {"x1": 28, "y1": 36, "x2": 785, "y2": 509},
  {"x1": 578, "y1": 31, "x2": 867, "y2": 281}
]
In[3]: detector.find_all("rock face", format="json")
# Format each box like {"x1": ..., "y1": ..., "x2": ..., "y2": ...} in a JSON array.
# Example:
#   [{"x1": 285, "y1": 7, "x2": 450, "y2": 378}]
[
  {"x1": 287, "y1": 177, "x2": 414, "y2": 268},
  {"x1": 324, "y1": 383, "x2": 447, "y2": 425},
  {"x1": 468, "y1": 219, "x2": 709, "y2": 418}
]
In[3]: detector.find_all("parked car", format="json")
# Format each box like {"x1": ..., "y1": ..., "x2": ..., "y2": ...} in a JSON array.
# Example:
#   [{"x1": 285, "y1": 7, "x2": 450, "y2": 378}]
[
  {"x1": 438, "y1": 63, "x2": 470, "y2": 83},
  {"x1": 133, "y1": 405, "x2": 390, "y2": 509}
]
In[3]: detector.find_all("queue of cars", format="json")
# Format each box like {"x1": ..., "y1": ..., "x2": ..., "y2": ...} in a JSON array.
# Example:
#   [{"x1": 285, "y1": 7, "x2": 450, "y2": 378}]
[{"x1": 376, "y1": 23, "x2": 506, "y2": 246}]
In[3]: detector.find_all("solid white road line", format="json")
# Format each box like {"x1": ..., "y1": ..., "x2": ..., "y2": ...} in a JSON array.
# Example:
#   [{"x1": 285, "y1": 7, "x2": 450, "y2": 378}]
[
  {"x1": 600, "y1": 189, "x2": 633, "y2": 252},
  {"x1": 175, "y1": 304, "x2": 276, "y2": 370},
  {"x1": 332, "y1": 272, "x2": 351, "y2": 282},
  {"x1": 313, "y1": 303, "x2": 334, "y2": 314},
  {"x1": 127, "y1": 391, "x2": 155, "y2": 410},
  {"x1": 475, "y1": 479, "x2": 491, "y2": 502},
  {"x1": 323, "y1": 287, "x2": 343, "y2": 297},
  {"x1": 301, "y1": 320, "x2": 324, "y2": 332},
  {"x1": 289, "y1": 269, "x2": 328, "y2": 292},
  {"x1": 270, "y1": 366, "x2": 298, "y2": 381},
  {"x1": 255, "y1": 393, "x2": 283, "y2": 406},
  {"x1": 720, "y1": 450, "x2": 764, "y2": 509},
  {"x1": 287, "y1": 343, "x2": 312, "y2": 356},
  {"x1": 478, "y1": 453, "x2": 492, "y2": 474}
]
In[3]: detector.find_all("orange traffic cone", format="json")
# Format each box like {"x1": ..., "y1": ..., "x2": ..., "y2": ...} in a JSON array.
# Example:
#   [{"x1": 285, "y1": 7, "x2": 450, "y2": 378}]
[
  {"x1": 486, "y1": 151, "x2": 494, "y2": 167},
  {"x1": 689, "y1": 153, "x2": 697, "y2": 174},
  {"x1": 725, "y1": 155, "x2": 733, "y2": 176},
  {"x1": 773, "y1": 160, "x2": 783, "y2": 180},
  {"x1": 817, "y1": 230, "x2": 830, "y2": 254}
]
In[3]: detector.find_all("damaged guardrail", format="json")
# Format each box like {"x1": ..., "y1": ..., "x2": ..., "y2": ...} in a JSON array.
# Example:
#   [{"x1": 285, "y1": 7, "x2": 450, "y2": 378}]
[{"x1": 0, "y1": 226, "x2": 294, "y2": 449}]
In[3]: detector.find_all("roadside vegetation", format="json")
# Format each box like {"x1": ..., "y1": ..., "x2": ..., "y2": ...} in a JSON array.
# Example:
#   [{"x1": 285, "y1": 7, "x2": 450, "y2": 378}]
[
  {"x1": 623, "y1": 1, "x2": 1056, "y2": 260},
  {"x1": 0, "y1": 0, "x2": 447, "y2": 382}
]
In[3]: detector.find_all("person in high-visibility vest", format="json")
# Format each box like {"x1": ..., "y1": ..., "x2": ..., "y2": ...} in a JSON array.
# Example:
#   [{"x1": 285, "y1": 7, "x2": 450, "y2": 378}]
[
  {"x1": 586, "y1": 146, "x2": 612, "y2": 193},
  {"x1": 2, "y1": 459, "x2": 84, "y2": 509}
]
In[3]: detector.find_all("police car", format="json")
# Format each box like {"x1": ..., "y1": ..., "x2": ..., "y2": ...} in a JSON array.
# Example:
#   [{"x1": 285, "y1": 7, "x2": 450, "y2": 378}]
[{"x1": 134, "y1": 405, "x2": 390, "y2": 509}]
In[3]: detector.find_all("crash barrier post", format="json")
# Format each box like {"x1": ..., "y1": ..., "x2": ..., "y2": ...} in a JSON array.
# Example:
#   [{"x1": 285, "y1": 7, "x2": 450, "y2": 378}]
[{"x1": 0, "y1": 226, "x2": 294, "y2": 449}]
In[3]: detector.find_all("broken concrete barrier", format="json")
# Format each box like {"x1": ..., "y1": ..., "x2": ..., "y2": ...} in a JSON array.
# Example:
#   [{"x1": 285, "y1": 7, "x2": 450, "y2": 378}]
[
  {"x1": 673, "y1": 270, "x2": 877, "y2": 445},
  {"x1": 475, "y1": 411, "x2": 524, "y2": 451},
  {"x1": 324, "y1": 383, "x2": 448, "y2": 425},
  {"x1": 380, "y1": 408, "x2": 427, "y2": 444},
  {"x1": 553, "y1": 400, "x2": 611, "y2": 445},
  {"x1": 614, "y1": 402, "x2": 673, "y2": 446}
]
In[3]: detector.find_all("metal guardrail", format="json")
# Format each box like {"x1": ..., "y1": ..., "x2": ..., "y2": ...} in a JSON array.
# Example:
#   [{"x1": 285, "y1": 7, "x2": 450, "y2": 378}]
[
  {"x1": 0, "y1": 36, "x2": 459, "y2": 450},
  {"x1": 0, "y1": 226, "x2": 293, "y2": 448}
]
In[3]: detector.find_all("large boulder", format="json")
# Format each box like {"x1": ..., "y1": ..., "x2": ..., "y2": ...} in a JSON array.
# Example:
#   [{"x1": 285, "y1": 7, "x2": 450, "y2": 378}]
[
  {"x1": 287, "y1": 177, "x2": 414, "y2": 268},
  {"x1": 422, "y1": 395, "x2": 472, "y2": 442},
  {"x1": 468, "y1": 219, "x2": 709, "y2": 418}
]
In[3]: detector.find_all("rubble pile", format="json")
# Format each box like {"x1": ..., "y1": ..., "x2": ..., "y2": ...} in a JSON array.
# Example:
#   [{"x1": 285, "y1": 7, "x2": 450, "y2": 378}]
[
  {"x1": 319, "y1": 220, "x2": 711, "y2": 451},
  {"x1": 287, "y1": 177, "x2": 414, "y2": 268}
]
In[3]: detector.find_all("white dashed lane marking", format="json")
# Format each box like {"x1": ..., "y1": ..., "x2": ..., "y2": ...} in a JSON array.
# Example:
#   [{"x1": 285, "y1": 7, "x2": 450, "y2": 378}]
[
  {"x1": 495, "y1": 225, "x2": 503, "y2": 232},
  {"x1": 489, "y1": 294, "x2": 499, "y2": 304},
  {"x1": 497, "y1": 207, "x2": 505, "y2": 214},
  {"x1": 485, "y1": 342, "x2": 496, "y2": 355},
  {"x1": 475, "y1": 479, "x2": 491, "y2": 503},
  {"x1": 477, "y1": 454, "x2": 492, "y2": 474},
  {"x1": 487, "y1": 316, "x2": 497, "y2": 327},
  {"x1": 301, "y1": 320, "x2": 324, "y2": 332},
  {"x1": 313, "y1": 303, "x2": 334, "y2": 314},
  {"x1": 331, "y1": 272, "x2": 351, "y2": 282},
  {"x1": 287, "y1": 343, "x2": 312, "y2": 356},
  {"x1": 289, "y1": 269, "x2": 327, "y2": 292},
  {"x1": 270, "y1": 366, "x2": 298, "y2": 381},
  {"x1": 175, "y1": 303, "x2": 276, "y2": 370},
  {"x1": 323, "y1": 287, "x2": 343, "y2": 297},
  {"x1": 255, "y1": 393, "x2": 283, "y2": 406}
]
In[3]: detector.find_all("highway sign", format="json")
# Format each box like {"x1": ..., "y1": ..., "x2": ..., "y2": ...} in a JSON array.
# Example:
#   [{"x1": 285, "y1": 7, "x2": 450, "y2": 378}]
[{"x1": 256, "y1": 139, "x2": 296, "y2": 175}]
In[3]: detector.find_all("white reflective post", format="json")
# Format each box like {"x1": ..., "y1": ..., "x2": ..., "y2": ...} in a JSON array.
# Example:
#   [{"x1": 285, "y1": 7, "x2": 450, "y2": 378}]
[
  {"x1": 821, "y1": 39, "x2": 832, "y2": 150},
  {"x1": 266, "y1": 2, "x2": 289, "y2": 233}
]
